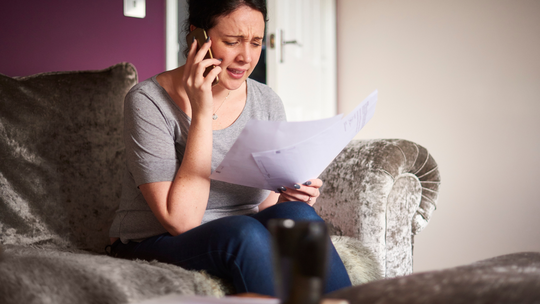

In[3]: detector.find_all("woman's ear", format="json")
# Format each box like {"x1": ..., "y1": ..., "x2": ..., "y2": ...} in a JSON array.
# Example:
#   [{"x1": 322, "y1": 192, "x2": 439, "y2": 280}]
[{"x1": 189, "y1": 25, "x2": 196, "y2": 32}]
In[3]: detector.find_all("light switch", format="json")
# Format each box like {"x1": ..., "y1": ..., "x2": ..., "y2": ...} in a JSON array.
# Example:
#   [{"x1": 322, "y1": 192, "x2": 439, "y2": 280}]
[{"x1": 124, "y1": 0, "x2": 146, "y2": 18}]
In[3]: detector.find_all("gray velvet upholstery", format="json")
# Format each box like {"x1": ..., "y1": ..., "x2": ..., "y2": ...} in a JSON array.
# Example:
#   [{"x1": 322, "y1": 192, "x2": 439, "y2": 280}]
[
  {"x1": 0, "y1": 64, "x2": 442, "y2": 303},
  {"x1": 0, "y1": 236, "x2": 379, "y2": 304},
  {"x1": 0, "y1": 63, "x2": 137, "y2": 253},
  {"x1": 317, "y1": 139, "x2": 440, "y2": 277},
  {"x1": 0, "y1": 244, "x2": 228, "y2": 303},
  {"x1": 325, "y1": 252, "x2": 540, "y2": 304}
]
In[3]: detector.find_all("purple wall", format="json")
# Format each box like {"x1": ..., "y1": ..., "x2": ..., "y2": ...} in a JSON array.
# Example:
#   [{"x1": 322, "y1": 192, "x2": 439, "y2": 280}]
[{"x1": 0, "y1": 0, "x2": 165, "y2": 82}]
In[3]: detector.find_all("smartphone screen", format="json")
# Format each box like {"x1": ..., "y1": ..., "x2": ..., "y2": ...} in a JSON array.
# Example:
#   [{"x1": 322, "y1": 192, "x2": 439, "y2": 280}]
[{"x1": 186, "y1": 28, "x2": 219, "y2": 86}]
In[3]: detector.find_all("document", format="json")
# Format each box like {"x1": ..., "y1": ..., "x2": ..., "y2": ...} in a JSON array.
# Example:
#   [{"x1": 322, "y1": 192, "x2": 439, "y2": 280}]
[{"x1": 210, "y1": 90, "x2": 378, "y2": 192}]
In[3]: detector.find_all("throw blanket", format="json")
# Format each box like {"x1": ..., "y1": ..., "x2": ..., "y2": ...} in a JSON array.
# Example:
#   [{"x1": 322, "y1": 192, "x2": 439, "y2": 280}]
[
  {"x1": 0, "y1": 236, "x2": 381, "y2": 304},
  {"x1": 327, "y1": 252, "x2": 540, "y2": 304}
]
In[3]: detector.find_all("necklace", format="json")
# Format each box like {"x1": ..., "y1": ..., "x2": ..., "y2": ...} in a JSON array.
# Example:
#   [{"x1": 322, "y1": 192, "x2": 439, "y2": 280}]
[{"x1": 212, "y1": 91, "x2": 230, "y2": 120}]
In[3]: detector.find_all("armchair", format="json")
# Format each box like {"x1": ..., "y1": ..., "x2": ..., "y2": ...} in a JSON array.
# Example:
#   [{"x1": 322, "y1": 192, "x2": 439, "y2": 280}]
[{"x1": 0, "y1": 63, "x2": 441, "y2": 303}]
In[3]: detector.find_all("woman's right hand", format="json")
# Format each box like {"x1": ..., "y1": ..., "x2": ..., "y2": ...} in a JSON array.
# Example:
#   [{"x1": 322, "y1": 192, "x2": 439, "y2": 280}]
[
  {"x1": 138, "y1": 38, "x2": 221, "y2": 236},
  {"x1": 182, "y1": 37, "x2": 223, "y2": 119}
]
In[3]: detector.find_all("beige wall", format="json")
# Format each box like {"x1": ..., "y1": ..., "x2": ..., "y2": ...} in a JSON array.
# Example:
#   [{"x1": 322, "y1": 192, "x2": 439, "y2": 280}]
[{"x1": 337, "y1": 0, "x2": 540, "y2": 272}]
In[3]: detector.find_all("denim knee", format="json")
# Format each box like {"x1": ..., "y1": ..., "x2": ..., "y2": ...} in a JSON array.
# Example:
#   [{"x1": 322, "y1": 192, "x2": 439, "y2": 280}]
[
  {"x1": 261, "y1": 201, "x2": 324, "y2": 222},
  {"x1": 287, "y1": 201, "x2": 323, "y2": 221},
  {"x1": 219, "y1": 216, "x2": 272, "y2": 252}
]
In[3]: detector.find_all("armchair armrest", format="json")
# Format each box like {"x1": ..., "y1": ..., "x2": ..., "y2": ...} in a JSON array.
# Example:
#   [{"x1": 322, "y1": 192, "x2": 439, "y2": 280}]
[{"x1": 315, "y1": 139, "x2": 441, "y2": 278}]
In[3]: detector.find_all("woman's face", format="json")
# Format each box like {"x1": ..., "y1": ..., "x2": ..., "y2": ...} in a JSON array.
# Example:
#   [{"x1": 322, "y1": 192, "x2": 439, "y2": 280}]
[{"x1": 207, "y1": 5, "x2": 265, "y2": 90}]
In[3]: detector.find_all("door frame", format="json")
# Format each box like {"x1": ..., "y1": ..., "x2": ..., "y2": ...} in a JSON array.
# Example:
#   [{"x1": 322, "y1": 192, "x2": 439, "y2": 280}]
[{"x1": 166, "y1": 0, "x2": 179, "y2": 71}]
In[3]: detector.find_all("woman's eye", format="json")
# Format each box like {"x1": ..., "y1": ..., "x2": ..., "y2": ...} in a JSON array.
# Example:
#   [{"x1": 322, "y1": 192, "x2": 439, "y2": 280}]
[{"x1": 224, "y1": 41, "x2": 237, "y2": 46}]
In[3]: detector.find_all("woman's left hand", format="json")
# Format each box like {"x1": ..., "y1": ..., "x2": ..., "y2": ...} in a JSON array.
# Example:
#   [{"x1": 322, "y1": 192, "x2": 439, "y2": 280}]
[{"x1": 277, "y1": 179, "x2": 322, "y2": 207}]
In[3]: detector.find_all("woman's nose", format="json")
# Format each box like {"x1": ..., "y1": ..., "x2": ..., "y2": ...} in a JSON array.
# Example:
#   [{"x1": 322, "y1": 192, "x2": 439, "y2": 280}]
[{"x1": 237, "y1": 44, "x2": 252, "y2": 63}]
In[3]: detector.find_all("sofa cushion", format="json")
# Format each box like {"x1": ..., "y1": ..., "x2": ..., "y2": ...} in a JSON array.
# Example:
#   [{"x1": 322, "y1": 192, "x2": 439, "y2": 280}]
[{"x1": 0, "y1": 63, "x2": 137, "y2": 253}]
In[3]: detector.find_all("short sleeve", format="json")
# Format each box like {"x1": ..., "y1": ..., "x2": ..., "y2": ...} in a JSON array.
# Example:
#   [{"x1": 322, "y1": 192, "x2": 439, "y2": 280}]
[
  {"x1": 247, "y1": 78, "x2": 287, "y2": 122},
  {"x1": 270, "y1": 90, "x2": 287, "y2": 122},
  {"x1": 124, "y1": 90, "x2": 179, "y2": 186}
]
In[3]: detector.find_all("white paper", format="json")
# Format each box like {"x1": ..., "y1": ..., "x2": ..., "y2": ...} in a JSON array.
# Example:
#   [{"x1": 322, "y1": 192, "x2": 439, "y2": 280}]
[{"x1": 210, "y1": 90, "x2": 378, "y2": 191}]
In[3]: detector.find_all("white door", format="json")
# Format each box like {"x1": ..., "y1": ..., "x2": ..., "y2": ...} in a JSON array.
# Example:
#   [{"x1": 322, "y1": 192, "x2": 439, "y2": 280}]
[{"x1": 266, "y1": 0, "x2": 337, "y2": 121}]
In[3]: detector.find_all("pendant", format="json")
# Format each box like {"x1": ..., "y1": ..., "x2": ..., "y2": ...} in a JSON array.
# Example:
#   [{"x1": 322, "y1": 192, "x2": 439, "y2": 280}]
[{"x1": 212, "y1": 114, "x2": 218, "y2": 120}]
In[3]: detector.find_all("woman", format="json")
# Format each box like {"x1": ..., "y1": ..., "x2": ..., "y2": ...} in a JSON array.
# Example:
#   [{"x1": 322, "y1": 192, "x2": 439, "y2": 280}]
[{"x1": 108, "y1": 0, "x2": 351, "y2": 296}]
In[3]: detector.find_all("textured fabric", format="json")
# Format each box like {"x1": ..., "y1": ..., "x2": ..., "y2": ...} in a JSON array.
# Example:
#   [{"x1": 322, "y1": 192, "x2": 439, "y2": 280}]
[
  {"x1": 0, "y1": 244, "x2": 228, "y2": 304},
  {"x1": 315, "y1": 139, "x2": 441, "y2": 278},
  {"x1": 0, "y1": 63, "x2": 138, "y2": 253},
  {"x1": 331, "y1": 236, "x2": 382, "y2": 285},
  {"x1": 325, "y1": 252, "x2": 540, "y2": 304},
  {"x1": 0, "y1": 235, "x2": 377, "y2": 304},
  {"x1": 385, "y1": 174, "x2": 422, "y2": 277},
  {"x1": 109, "y1": 76, "x2": 286, "y2": 243}
]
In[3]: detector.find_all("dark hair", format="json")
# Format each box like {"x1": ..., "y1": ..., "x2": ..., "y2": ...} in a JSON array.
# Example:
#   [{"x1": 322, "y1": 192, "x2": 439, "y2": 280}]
[{"x1": 183, "y1": 0, "x2": 267, "y2": 58}]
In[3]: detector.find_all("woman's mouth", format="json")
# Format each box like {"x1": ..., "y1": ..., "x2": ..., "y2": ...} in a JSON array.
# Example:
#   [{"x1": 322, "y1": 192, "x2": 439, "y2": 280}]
[{"x1": 227, "y1": 68, "x2": 246, "y2": 79}]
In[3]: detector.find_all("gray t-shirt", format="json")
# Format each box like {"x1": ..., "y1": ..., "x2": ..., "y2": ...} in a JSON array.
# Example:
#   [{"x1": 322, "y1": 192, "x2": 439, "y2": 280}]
[{"x1": 109, "y1": 76, "x2": 286, "y2": 243}]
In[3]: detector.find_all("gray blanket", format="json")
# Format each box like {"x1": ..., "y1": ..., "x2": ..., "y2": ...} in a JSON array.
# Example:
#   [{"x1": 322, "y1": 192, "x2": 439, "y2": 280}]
[
  {"x1": 326, "y1": 252, "x2": 540, "y2": 304},
  {"x1": 0, "y1": 236, "x2": 381, "y2": 304}
]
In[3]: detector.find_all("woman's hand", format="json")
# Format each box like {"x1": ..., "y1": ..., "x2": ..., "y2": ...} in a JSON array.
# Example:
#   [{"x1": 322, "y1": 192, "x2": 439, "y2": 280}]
[
  {"x1": 182, "y1": 37, "x2": 223, "y2": 119},
  {"x1": 140, "y1": 37, "x2": 223, "y2": 236},
  {"x1": 277, "y1": 179, "x2": 323, "y2": 207}
]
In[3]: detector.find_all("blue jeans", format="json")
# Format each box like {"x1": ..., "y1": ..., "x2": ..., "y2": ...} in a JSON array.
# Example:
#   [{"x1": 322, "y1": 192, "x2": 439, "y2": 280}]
[{"x1": 111, "y1": 201, "x2": 351, "y2": 296}]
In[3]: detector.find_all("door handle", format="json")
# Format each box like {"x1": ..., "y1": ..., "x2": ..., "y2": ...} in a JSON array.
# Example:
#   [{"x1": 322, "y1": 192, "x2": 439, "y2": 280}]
[
  {"x1": 268, "y1": 30, "x2": 302, "y2": 63},
  {"x1": 279, "y1": 29, "x2": 301, "y2": 63},
  {"x1": 282, "y1": 40, "x2": 302, "y2": 46}
]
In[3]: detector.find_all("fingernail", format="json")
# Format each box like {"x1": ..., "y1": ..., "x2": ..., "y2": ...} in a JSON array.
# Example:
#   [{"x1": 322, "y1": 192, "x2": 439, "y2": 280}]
[
  {"x1": 217, "y1": 58, "x2": 223, "y2": 61},
  {"x1": 192, "y1": 36, "x2": 196, "y2": 43},
  {"x1": 279, "y1": 186, "x2": 287, "y2": 192},
  {"x1": 293, "y1": 184, "x2": 301, "y2": 189},
  {"x1": 206, "y1": 36, "x2": 210, "y2": 42},
  {"x1": 303, "y1": 181, "x2": 312, "y2": 186}
]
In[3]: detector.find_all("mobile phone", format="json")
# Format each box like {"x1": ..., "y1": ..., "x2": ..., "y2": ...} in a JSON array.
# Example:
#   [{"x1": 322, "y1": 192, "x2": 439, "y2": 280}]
[{"x1": 186, "y1": 28, "x2": 219, "y2": 86}]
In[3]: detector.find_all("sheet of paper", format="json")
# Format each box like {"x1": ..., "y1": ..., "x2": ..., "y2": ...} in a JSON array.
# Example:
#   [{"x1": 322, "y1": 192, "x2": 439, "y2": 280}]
[{"x1": 210, "y1": 90, "x2": 378, "y2": 191}]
